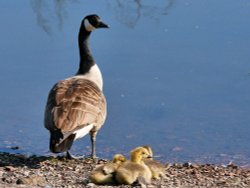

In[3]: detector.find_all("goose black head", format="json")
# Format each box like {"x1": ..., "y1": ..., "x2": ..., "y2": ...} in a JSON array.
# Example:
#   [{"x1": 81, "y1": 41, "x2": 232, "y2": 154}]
[{"x1": 82, "y1": 14, "x2": 109, "y2": 32}]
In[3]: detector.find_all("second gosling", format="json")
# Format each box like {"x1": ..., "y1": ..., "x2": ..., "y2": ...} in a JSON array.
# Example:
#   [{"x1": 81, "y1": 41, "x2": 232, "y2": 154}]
[
  {"x1": 89, "y1": 154, "x2": 126, "y2": 185},
  {"x1": 115, "y1": 147, "x2": 152, "y2": 185},
  {"x1": 143, "y1": 145, "x2": 166, "y2": 179}
]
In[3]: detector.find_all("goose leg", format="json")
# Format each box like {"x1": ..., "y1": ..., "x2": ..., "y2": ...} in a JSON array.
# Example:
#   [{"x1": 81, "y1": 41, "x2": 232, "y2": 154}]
[
  {"x1": 66, "y1": 151, "x2": 74, "y2": 159},
  {"x1": 90, "y1": 131, "x2": 97, "y2": 159}
]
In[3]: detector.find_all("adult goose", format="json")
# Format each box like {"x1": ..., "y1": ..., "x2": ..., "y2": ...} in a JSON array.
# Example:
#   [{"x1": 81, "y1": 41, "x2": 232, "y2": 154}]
[{"x1": 44, "y1": 14, "x2": 109, "y2": 159}]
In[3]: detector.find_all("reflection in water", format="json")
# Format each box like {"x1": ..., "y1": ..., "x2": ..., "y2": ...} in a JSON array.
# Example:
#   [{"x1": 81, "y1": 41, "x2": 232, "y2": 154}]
[
  {"x1": 30, "y1": 0, "x2": 175, "y2": 33},
  {"x1": 108, "y1": 0, "x2": 175, "y2": 28},
  {"x1": 30, "y1": 0, "x2": 78, "y2": 34}
]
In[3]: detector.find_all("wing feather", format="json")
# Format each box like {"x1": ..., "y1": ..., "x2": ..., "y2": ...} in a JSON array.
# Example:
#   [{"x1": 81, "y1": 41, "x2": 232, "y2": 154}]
[{"x1": 44, "y1": 77, "x2": 107, "y2": 133}]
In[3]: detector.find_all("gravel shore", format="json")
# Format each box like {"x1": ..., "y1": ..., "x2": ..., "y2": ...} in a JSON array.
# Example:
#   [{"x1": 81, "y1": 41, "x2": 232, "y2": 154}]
[{"x1": 0, "y1": 152, "x2": 250, "y2": 187}]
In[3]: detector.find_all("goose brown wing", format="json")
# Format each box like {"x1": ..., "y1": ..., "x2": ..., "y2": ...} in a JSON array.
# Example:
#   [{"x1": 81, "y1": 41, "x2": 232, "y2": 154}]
[{"x1": 44, "y1": 77, "x2": 107, "y2": 133}]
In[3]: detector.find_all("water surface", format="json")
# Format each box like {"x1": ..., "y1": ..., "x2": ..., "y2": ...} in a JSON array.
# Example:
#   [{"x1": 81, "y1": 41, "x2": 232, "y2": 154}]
[{"x1": 0, "y1": 0, "x2": 250, "y2": 165}]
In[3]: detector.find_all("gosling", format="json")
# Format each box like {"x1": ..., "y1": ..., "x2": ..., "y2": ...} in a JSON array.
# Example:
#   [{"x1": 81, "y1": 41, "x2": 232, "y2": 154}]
[
  {"x1": 142, "y1": 145, "x2": 166, "y2": 179},
  {"x1": 90, "y1": 154, "x2": 126, "y2": 185},
  {"x1": 115, "y1": 147, "x2": 152, "y2": 185}
]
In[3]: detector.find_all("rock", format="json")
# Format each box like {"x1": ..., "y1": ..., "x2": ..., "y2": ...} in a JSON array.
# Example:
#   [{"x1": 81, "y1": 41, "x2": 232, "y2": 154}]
[
  {"x1": 4, "y1": 166, "x2": 16, "y2": 172},
  {"x1": 86, "y1": 183, "x2": 95, "y2": 187},
  {"x1": 16, "y1": 175, "x2": 46, "y2": 186},
  {"x1": 183, "y1": 162, "x2": 192, "y2": 167},
  {"x1": 190, "y1": 163, "x2": 199, "y2": 169},
  {"x1": 23, "y1": 171, "x2": 29, "y2": 176},
  {"x1": 1, "y1": 152, "x2": 250, "y2": 187},
  {"x1": 227, "y1": 163, "x2": 238, "y2": 169}
]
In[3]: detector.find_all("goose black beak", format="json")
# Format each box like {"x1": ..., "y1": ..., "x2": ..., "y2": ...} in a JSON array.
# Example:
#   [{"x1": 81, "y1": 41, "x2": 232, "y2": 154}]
[{"x1": 98, "y1": 21, "x2": 109, "y2": 29}]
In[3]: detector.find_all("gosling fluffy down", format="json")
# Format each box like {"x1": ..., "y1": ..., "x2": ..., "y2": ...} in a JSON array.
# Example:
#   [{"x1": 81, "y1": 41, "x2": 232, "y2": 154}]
[
  {"x1": 115, "y1": 147, "x2": 152, "y2": 185},
  {"x1": 90, "y1": 154, "x2": 126, "y2": 185},
  {"x1": 142, "y1": 145, "x2": 166, "y2": 179}
]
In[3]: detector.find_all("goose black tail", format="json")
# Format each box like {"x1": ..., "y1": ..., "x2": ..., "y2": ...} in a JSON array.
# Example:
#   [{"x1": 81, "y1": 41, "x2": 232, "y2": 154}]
[{"x1": 49, "y1": 129, "x2": 76, "y2": 153}]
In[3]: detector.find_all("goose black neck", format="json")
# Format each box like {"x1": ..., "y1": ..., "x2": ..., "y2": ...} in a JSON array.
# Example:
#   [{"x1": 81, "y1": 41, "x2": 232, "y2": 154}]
[{"x1": 76, "y1": 27, "x2": 95, "y2": 75}]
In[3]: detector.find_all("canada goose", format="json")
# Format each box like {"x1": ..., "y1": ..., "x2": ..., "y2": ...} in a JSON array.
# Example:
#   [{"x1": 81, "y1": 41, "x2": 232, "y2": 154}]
[
  {"x1": 44, "y1": 14, "x2": 109, "y2": 159},
  {"x1": 142, "y1": 145, "x2": 166, "y2": 179},
  {"x1": 115, "y1": 147, "x2": 152, "y2": 185},
  {"x1": 90, "y1": 154, "x2": 126, "y2": 185}
]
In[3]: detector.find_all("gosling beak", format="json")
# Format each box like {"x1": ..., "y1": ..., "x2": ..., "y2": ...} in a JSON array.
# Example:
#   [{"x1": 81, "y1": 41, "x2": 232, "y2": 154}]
[
  {"x1": 98, "y1": 21, "x2": 109, "y2": 29},
  {"x1": 147, "y1": 155, "x2": 153, "y2": 159}
]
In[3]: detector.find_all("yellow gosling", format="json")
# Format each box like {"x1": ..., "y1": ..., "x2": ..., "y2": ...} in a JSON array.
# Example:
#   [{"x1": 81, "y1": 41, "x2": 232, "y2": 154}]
[
  {"x1": 142, "y1": 145, "x2": 166, "y2": 179},
  {"x1": 115, "y1": 147, "x2": 152, "y2": 185},
  {"x1": 89, "y1": 154, "x2": 126, "y2": 185}
]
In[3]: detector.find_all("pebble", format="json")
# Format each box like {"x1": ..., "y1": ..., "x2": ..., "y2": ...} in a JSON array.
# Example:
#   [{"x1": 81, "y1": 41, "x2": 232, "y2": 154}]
[
  {"x1": 4, "y1": 166, "x2": 16, "y2": 172},
  {"x1": 86, "y1": 183, "x2": 96, "y2": 187},
  {"x1": 182, "y1": 162, "x2": 192, "y2": 167},
  {"x1": 1, "y1": 152, "x2": 250, "y2": 187},
  {"x1": 16, "y1": 175, "x2": 46, "y2": 186}
]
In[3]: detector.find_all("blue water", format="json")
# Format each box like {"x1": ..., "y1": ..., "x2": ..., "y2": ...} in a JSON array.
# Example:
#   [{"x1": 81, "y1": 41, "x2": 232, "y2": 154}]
[{"x1": 0, "y1": 0, "x2": 250, "y2": 165}]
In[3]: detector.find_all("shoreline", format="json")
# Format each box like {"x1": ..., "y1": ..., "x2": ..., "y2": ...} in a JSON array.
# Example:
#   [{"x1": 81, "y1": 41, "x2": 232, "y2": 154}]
[{"x1": 0, "y1": 152, "x2": 250, "y2": 187}]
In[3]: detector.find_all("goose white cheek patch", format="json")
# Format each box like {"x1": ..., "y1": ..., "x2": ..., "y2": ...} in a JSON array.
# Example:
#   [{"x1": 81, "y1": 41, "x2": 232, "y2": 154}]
[{"x1": 84, "y1": 19, "x2": 96, "y2": 32}]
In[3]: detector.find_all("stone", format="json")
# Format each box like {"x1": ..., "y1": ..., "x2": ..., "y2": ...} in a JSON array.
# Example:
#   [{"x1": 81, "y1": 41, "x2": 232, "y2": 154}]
[
  {"x1": 4, "y1": 166, "x2": 16, "y2": 172},
  {"x1": 16, "y1": 175, "x2": 46, "y2": 186}
]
